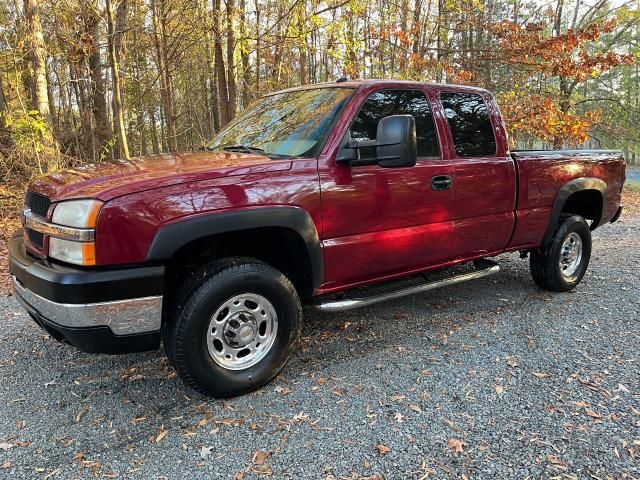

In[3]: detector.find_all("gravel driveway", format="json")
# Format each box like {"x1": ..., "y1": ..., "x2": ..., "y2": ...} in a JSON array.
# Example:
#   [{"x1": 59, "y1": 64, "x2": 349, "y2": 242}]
[{"x1": 0, "y1": 218, "x2": 638, "y2": 479}]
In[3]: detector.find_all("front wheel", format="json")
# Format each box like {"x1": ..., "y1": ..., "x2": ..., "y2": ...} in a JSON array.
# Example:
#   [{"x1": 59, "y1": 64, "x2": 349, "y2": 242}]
[
  {"x1": 164, "y1": 258, "x2": 302, "y2": 398},
  {"x1": 529, "y1": 215, "x2": 592, "y2": 292}
]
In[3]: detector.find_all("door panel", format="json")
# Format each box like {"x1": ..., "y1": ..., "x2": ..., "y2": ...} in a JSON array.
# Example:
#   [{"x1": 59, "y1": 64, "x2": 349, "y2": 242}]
[
  {"x1": 320, "y1": 161, "x2": 454, "y2": 290},
  {"x1": 319, "y1": 88, "x2": 454, "y2": 291}
]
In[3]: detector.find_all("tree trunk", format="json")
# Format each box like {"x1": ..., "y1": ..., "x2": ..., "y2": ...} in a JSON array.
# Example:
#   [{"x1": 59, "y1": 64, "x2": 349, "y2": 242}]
[
  {"x1": 54, "y1": 61, "x2": 72, "y2": 135},
  {"x1": 226, "y1": 0, "x2": 237, "y2": 119},
  {"x1": 23, "y1": 0, "x2": 57, "y2": 167},
  {"x1": 0, "y1": 73, "x2": 7, "y2": 128},
  {"x1": 298, "y1": 3, "x2": 308, "y2": 85},
  {"x1": 151, "y1": 0, "x2": 178, "y2": 152},
  {"x1": 106, "y1": 0, "x2": 131, "y2": 159},
  {"x1": 0, "y1": 71, "x2": 12, "y2": 148},
  {"x1": 213, "y1": 0, "x2": 230, "y2": 125},
  {"x1": 23, "y1": 0, "x2": 50, "y2": 120},
  {"x1": 138, "y1": 110, "x2": 147, "y2": 156},
  {"x1": 239, "y1": 0, "x2": 251, "y2": 107},
  {"x1": 149, "y1": 108, "x2": 160, "y2": 154},
  {"x1": 254, "y1": 0, "x2": 260, "y2": 96},
  {"x1": 46, "y1": 66, "x2": 57, "y2": 129},
  {"x1": 88, "y1": 13, "x2": 113, "y2": 155},
  {"x1": 69, "y1": 62, "x2": 92, "y2": 158}
]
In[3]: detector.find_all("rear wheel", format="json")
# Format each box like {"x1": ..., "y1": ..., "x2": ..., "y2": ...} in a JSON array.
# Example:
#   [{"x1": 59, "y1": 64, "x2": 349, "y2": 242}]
[
  {"x1": 529, "y1": 215, "x2": 592, "y2": 292},
  {"x1": 164, "y1": 258, "x2": 302, "y2": 398}
]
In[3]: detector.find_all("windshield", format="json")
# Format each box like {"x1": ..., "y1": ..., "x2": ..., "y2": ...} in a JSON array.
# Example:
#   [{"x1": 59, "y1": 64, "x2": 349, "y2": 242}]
[{"x1": 206, "y1": 87, "x2": 354, "y2": 158}]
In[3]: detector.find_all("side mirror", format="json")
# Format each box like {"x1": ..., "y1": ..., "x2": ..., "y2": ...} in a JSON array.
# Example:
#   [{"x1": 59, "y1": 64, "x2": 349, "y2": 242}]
[
  {"x1": 336, "y1": 115, "x2": 417, "y2": 168},
  {"x1": 376, "y1": 115, "x2": 417, "y2": 168}
]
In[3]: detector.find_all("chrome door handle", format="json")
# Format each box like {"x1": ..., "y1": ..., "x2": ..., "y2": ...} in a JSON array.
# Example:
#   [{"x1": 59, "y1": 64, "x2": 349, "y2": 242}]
[{"x1": 431, "y1": 175, "x2": 452, "y2": 191}]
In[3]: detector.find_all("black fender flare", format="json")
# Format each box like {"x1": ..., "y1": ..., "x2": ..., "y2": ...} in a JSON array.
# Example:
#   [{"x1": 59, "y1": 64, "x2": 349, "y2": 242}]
[
  {"x1": 147, "y1": 207, "x2": 323, "y2": 289},
  {"x1": 542, "y1": 177, "x2": 606, "y2": 246}
]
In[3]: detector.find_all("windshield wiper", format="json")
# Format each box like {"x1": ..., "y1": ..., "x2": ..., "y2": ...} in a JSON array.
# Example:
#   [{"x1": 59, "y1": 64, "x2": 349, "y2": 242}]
[
  {"x1": 218, "y1": 144, "x2": 293, "y2": 159},
  {"x1": 221, "y1": 144, "x2": 265, "y2": 154}
]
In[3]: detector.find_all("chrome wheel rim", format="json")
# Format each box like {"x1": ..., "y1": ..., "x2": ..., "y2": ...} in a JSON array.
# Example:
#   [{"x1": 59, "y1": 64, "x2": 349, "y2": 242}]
[
  {"x1": 559, "y1": 232, "x2": 583, "y2": 278},
  {"x1": 206, "y1": 293, "x2": 278, "y2": 370}
]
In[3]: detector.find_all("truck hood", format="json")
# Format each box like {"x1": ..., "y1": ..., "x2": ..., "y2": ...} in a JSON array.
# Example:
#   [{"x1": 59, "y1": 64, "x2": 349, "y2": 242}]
[{"x1": 29, "y1": 151, "x2": 291, "y2": 202}]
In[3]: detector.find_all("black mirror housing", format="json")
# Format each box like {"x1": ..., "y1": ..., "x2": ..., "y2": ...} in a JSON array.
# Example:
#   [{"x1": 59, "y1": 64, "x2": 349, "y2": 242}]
[{"x1": 376, "y1": 115, "x2": 417, "y2": 168}]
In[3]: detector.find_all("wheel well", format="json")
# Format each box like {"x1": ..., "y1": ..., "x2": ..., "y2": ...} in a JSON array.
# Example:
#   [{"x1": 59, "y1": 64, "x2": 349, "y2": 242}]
[
  {"x1": 561, "y1": 189, "x2": 603, "y2": 227},
  {"x1": 164, "y1": 227, "x2": 315, "y2": 300}
]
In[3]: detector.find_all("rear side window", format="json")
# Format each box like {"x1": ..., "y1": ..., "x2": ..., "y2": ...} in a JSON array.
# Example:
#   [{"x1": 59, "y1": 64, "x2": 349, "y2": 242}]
[
  {"x1": 350, "y1": 90, "x2": 440, "y2": 158},
  {"x1": 440, "y1": 92, "x2": 496, "y2": 157}
]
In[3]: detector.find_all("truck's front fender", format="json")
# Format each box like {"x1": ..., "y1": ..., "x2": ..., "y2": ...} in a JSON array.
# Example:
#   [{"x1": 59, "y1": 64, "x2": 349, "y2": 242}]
[{"x1": 146, "y1": 206, "x2": 323, "y2": 289}]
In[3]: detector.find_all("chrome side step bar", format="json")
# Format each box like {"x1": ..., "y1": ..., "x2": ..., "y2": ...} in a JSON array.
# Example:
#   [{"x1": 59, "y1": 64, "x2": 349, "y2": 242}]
[{"x1": 311, "y1": 260, "x2": 500, "y2": 312}]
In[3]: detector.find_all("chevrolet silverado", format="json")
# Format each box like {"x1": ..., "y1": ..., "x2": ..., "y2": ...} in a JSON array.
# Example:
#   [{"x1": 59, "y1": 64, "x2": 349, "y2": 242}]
[{"x1": 9, "y1": 80, "x2": 626, "y2": 397}]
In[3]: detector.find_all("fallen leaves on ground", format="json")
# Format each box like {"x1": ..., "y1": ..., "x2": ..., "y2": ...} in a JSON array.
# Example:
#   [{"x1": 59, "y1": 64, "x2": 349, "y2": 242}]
[
  {"x1": 154, "y1": 427, "x2": 168, "y2": 443},
  {"x1": 274, "y1": 385, "x2": 291, "y2": 395},
  {"x1": 505, "y1": 356, "x2": 519, "y2": 368},
  {"x1": 75, "y1": 405, "x2": 90, "y2": 423},
  {"x1": 547, "y1": 454, "x2": 568, "y2": 470},
  {"x1": 292, "y1": 411, "x2": 309, "y2": 423},
  {"x1": 73, "y1": 452, "x2": 102, "y2": 476},
  {"x1": 495, "y1": 385, "x2": 504, "y2": 395},
  {"x1": 251, "y1": 450, "x2": 272, "y2": 475},
  {"x1": 200, "y1": 446, "x2": 214, "y2": 459},
  {"x1": 252, "y1": 450, "x2": 270, "y2": 465},
  {"x1": 622, "y1": 184, "x2": 640, "y2": 215},
  {"x1": 375, "y1": 444, "x2": 391, "y2": 456},
  {"x1": 447, "y1": 438, "x2": 465, "y2": 455},
  {"x1": 585, "y1": 408, "x2": 601, "y2": 418},
  {"x1": 617, "y1": 384, "x2": 630, "y2": 393}
]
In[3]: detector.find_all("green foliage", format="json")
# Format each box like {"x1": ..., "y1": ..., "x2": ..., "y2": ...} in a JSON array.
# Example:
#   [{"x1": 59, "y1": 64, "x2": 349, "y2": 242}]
[{"x1": 7, "y1": 110, "x2": 50, "y2": 154}]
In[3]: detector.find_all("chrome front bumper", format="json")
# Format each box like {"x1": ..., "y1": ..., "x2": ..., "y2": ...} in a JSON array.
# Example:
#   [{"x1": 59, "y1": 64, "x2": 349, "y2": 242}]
[{"x1": 12, "y1": 275, "x2": 162, "y2": 336}]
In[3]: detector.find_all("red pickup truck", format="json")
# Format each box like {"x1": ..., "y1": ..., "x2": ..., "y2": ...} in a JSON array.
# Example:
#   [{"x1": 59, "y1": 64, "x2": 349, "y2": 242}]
[{"x1": 9, "y1": 80, "x2": 625, "y2": 397}]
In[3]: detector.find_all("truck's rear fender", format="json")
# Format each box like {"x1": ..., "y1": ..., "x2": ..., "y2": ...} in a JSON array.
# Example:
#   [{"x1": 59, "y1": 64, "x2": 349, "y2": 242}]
[
  {"x1": 146, "y1": 207, "x2": 323, "y2": 299},
  {"x1": 542, "y1": 177, "x2": 606, "y2": 246}
]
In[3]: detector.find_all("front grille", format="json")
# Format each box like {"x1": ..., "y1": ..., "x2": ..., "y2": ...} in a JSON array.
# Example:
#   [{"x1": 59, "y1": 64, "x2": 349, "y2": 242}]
[
  {"x1": 27, "y1": 228, "x2": 44, "y2": 248},
  {"x1": 26, "y1": 191, "x2": 51, "y2": 218}
]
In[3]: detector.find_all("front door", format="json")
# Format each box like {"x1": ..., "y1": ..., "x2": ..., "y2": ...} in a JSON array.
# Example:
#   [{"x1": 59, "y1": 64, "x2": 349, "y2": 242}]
[{"x1": 319, "y1": 88, "x2": 455, "y2": 292}]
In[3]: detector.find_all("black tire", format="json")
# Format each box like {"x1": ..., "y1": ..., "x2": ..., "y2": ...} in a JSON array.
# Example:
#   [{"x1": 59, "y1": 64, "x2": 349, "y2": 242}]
[
  {"x1": 530, "y1": 215, "x2": 592, "y2": 292},
  {"x1": 164, "y1": 257, "x2": 302, "y2": 398}
]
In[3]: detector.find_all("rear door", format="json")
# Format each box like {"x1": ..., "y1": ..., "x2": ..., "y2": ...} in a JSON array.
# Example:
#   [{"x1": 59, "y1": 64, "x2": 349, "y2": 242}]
[
  {"x1": 437, "y1": 90, "x2": 516, "y2": 259},
  {"x1": 319, "y1": 88, "x2": 454, "y2": 291}
]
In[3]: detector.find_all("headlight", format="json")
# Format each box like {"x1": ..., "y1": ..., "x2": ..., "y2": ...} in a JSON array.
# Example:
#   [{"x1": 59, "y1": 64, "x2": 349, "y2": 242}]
[
  {"x1": 49, "y1": 237, "x2": 96, "y2": 265},
  {"x1": 48, "y1": 199, "x2": 102, "y2": 265},
  {"x1": 52, "y1": 199, "x2": 103, "y2": 228}
]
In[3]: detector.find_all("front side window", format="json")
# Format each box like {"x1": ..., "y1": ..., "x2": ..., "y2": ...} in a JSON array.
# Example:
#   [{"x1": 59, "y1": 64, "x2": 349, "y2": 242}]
[
  {"x1": 207, "y1": 87, "x2": 353, "y2": 158},
  {"x1": 349, "y1": 90, "x2": 440, "y2": 159},
  {"x1": 440, "y1": 92, "x2": 496, "y2": 157}
]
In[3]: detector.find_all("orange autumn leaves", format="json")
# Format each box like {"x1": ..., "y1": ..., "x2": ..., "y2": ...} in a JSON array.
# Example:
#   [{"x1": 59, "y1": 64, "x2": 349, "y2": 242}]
[
  {"x1": 491, "y1": 19, "x2": 633, "y2": 81},
  {"x1": 499, "y1": 93, "x2": 601, "y2": 147},
  {"x1": 491, "y1": 17, "x2": 633, "y2": 146}
]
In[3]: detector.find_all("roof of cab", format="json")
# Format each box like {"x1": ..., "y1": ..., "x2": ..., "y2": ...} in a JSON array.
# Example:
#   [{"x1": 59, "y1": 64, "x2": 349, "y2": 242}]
[{"x1": 266, "y1": 79, "x2": 490, "y2": 96}]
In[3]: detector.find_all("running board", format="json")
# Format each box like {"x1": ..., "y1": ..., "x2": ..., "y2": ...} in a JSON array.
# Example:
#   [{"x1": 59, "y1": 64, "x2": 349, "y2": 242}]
[{"x1": 311, "y1": 260, "x2": 500, "y2": 312}]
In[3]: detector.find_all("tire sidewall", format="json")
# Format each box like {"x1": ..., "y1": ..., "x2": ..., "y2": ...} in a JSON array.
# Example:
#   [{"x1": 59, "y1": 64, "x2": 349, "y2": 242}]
[
  {"x1": 177, "y1": 267, "x2": 300, "y2": 397},
  {"x1": 550, "y1": 215, "x2": 591, "y2": 289}
]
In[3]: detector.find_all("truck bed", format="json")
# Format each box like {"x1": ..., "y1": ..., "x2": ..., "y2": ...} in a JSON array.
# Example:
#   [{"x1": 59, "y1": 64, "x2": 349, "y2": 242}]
[{"x1": 507, "y1": 148, "x2": 626, "y2": 249}]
